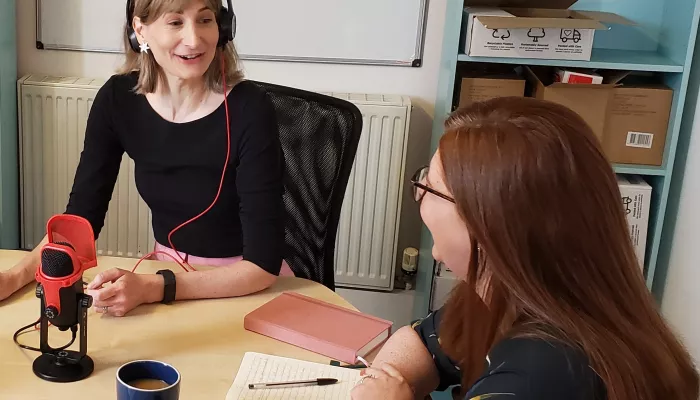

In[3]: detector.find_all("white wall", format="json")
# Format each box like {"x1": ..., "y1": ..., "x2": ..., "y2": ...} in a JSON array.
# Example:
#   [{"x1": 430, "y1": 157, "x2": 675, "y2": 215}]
[
  {"x1": 17, "y1": 0, "x2": 445, "y2": 115},
  {"x1": 662, "y1": 109, "x2": 700, "y2": 368}
]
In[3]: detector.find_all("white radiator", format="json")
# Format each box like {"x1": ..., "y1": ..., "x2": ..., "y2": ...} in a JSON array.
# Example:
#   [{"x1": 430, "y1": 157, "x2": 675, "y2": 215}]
[{"x1": 17, "y1": 74, "x2": 411, "y2": 291}]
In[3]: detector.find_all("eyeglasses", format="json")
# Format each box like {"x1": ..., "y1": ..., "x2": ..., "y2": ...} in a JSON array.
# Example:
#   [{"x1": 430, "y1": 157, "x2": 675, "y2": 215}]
[{"x1": 410, "y1": 166, "x2": 455, "y2": 204}]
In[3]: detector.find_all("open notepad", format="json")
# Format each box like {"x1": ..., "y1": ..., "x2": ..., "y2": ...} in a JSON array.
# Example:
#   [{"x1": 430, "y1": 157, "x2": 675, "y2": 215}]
[{"x1": 226, "y1": 352, "x2": 363, "y2": 400}]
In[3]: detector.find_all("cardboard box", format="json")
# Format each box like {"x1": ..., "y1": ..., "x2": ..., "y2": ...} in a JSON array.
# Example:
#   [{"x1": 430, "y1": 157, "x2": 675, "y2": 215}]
[
  {"x1": 603, "y1": 85, "x2": 673, "y2": 166},
  {"x1": 522, "y1": 66, "x2": 620, "y2": 139},
  {"x1": 617, "y1": 175, "x2": 652, "y2": 269},
  {"x1": 463, "y1": 1, "x2": 632, "y2": 61},
  {"x1": 431, "y1": 263, "x2": 459, "y2": 311},
  {"x1": 458, "y1": 75, "x2": 526, "y2": 107}
]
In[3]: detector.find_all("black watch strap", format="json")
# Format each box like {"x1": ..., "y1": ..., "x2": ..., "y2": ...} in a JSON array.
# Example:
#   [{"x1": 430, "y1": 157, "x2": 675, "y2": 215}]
[{"x1": 156, "y1": 269, "x2": 176, "y2": 304}]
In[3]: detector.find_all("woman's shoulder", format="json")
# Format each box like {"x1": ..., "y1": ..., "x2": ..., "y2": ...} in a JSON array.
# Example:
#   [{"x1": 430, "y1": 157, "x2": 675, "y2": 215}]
[
  {"x1": 94, "y1": 72, "x2": 140, "y2": 106},
  {"x1": 465, "y1": 336, "x2": 605, "y2": 400},
  {"x1": 228, "y1": 80, "x2": 273, "y2": 107}
]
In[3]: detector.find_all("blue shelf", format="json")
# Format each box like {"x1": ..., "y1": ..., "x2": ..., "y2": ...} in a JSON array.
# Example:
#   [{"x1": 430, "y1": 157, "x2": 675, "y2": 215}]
[
  {"x1": 458, "y1": 48, "x2": 684, "y2": 73},
  {"x1": 613, "y1": 164, "x2": 666, "y2": 176}
]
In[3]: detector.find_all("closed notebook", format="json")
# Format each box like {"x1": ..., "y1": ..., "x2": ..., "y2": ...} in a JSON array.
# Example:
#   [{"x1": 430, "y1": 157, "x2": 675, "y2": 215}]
[{"x1": 244, "y1": 292, "x2": 392, "y2": 364}]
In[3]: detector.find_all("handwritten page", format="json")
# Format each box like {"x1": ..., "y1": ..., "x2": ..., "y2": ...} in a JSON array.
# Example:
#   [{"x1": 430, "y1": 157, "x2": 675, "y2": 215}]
[{"x1": 226, "y1": 352, "x2": 362, "y2": 400}]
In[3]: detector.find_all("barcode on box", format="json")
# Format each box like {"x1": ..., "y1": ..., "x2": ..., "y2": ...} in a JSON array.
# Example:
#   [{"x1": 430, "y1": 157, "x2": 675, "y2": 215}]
[{"x1": 626, "y1": 132, "x2": 654, "y2": 149}]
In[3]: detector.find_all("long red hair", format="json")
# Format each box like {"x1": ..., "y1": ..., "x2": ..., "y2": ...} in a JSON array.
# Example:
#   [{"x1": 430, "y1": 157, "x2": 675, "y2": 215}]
[{"x1": 437, "y1": 97, "x2": 699, "y2": 399}]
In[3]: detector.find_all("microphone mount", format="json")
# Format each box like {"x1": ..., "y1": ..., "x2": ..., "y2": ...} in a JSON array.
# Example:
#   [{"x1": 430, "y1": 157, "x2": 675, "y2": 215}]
[{"x1": 32, "y1": 281, "x2": 94, "y2": 383}]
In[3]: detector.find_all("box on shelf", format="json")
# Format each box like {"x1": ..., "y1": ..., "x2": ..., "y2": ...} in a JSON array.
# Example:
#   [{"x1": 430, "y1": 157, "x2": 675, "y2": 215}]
[
  {"x1": 617, "y1": 175, "x2": 652, "y2": 270},
  {"x1": 602, "y1": 83, "x2": 673, "y2": 166},
  {"x1": 431, "y1": 263, "x2": 459, "y2": 311},
  {"x1": 458, "y1": 74, "x2": 526, "y2": 107},
  {"x1": 555, "y1": 68, "x2": 603, "y2": 84},
  {"x1": 522, "y1": 66, "x2": 627, "y2": 139},
  {"x1": 463, "y1": 0, "x2": 633, "y2": 61}
]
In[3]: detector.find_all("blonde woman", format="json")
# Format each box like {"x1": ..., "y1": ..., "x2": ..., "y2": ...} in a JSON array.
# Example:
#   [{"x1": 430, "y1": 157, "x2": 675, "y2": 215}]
[{"x1": 0, "y1": 0, "x2": 290, "y2": 315}]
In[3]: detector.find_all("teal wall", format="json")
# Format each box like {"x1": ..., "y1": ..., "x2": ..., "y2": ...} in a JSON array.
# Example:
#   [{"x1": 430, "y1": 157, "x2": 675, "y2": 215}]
[{"x1": 0, "y1": 0, "x2": 19, "y2": 249}]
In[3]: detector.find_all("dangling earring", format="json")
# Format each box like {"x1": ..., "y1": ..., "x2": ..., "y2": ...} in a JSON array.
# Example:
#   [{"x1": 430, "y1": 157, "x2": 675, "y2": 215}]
[{"x1": 139, "y1": 41, "x2": 150, "y2": 53}]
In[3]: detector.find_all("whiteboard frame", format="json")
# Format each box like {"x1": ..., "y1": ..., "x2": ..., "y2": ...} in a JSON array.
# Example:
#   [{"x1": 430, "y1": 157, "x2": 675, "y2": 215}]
[{"x1": 35, "y1": 0, "x2": 429, "y2": 67}]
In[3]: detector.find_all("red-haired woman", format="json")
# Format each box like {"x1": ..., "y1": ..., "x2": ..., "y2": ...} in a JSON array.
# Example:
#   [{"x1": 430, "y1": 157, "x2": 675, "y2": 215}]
[{"x1": 352, "y1": 97, "x2": 699, "y2": 400}]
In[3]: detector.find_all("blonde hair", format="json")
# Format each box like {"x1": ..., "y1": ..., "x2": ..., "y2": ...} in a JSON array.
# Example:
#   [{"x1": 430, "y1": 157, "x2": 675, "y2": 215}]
[{"x1": 117, "y1": 0, "x2": 244, "y2": 94}]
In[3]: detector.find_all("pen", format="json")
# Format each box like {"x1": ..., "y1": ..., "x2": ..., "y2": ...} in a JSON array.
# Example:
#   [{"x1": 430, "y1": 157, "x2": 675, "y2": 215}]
[{"x1": 248, "y1": 378, "x2": 338, "y2": 389}]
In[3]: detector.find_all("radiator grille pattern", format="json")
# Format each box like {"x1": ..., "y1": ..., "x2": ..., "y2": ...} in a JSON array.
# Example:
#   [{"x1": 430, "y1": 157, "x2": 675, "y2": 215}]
[
  {"x1": 18, "y1": 76, "x2": 154, "y2": 258},
  {"x1": 18, "y1": 76, "x2": 410, "y2": 290}
]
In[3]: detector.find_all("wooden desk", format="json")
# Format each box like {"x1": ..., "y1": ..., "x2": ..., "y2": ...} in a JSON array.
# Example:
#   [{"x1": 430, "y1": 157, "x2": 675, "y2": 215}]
[{"x1": 0, "y1": 250, "x2": 357, "y2": 399}]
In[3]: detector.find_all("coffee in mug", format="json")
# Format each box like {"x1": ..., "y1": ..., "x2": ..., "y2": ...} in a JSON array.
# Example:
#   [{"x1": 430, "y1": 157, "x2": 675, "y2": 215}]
[
  {"x1": 117, "y1": 360, "x2": 180, "y2": 400},
  {"x1": 127, "y1": 378, "x2": 170, "y2": 390}
]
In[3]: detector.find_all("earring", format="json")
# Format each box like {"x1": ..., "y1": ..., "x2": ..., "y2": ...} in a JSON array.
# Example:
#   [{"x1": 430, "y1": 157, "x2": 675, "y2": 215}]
[{"x1": 139, "y1": 41, "x2": 150, "y2": 53}]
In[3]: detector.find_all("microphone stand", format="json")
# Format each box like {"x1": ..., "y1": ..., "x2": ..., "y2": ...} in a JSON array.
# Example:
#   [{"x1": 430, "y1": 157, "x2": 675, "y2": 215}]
[{"x1": 32, "y1": 282, "x2": 95, "y2": 383}]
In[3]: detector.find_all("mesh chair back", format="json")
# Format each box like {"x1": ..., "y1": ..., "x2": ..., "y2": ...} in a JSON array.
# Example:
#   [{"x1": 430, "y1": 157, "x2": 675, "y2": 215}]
[{"x1": 251, "y1": 81, "x2": 363, "y2": 290}]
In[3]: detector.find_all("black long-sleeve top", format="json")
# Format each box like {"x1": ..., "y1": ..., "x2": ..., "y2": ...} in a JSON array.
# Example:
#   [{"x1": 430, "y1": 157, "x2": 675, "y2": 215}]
[{"x1": 65, "y1": 72, "x2": 285, "y2": 275}]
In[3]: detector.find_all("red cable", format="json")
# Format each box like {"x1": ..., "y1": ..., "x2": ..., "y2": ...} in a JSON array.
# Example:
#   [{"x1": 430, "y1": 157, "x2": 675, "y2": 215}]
[{"x1": 131, "y1": 53, "x2": 231, "y2": 273}]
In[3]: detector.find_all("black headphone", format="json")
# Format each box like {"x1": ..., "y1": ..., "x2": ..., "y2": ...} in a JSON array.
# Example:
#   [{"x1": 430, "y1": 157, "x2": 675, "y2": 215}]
[{"x1": 126, "y1": 0, "x2": 236, "y2": 53}]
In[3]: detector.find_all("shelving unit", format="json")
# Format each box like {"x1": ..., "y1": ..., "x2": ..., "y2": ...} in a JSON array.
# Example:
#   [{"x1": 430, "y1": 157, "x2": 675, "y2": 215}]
[{"x1": 414, "y1": 0, "x2": 700, "y2": 319}]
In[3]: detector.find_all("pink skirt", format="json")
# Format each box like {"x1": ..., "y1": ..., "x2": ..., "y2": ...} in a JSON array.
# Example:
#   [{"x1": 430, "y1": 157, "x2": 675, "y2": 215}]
[{"x1": 151, "y1": 242, "x2": 295, "y2": 277}]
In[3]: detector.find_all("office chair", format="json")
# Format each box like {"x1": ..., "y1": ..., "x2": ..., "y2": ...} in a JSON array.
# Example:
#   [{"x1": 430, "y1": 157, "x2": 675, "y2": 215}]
[{"x1": 250, "y1": 81, "x2": 363, "y2": 291}]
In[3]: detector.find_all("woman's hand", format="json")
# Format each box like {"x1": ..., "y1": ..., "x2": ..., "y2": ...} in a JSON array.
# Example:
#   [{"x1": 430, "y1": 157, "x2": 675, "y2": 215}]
[
  {"x1": 351, "y1": 363, "x2": 415, "y2": 400},
  {"x1": 86, "y1": 268, "x2": 163, "y2": 317}
]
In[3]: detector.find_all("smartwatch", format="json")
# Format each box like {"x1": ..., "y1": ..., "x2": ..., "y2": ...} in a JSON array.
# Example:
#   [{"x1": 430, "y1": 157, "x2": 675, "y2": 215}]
[{"x1": 156, "y1": 269, "x2": 176, "y2": 304}]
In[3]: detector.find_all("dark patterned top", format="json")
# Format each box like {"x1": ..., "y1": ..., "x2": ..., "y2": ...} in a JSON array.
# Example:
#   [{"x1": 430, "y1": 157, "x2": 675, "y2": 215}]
[{"x1": 412, "y1": 308, "x2": 607, "y2": 399}]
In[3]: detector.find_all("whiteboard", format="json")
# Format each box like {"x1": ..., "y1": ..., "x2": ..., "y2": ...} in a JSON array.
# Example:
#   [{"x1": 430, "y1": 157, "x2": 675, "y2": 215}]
[{"x1": 36, "y1": 0, "x2": 428, "y2": 67}]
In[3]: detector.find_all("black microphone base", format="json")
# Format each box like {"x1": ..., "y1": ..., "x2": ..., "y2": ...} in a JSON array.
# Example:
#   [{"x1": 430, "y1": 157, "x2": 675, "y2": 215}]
[{"x1": 32, "y1": 351, "x2": 94, "y2": 383}]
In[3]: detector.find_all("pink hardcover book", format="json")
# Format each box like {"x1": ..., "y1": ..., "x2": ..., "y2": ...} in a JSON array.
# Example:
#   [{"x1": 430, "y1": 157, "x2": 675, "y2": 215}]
[{"x1": 244, "y1": 292, "x2": 393, "y2": 364}]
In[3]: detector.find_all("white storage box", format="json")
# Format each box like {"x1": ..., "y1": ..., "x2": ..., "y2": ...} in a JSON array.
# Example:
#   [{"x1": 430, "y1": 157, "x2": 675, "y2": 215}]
[
  {"x1": 463, "y1": 0, "x2": 632, "y2": 61},
  {"x1": 617, "y1": 175, "x2": 652, "y2": 269}
]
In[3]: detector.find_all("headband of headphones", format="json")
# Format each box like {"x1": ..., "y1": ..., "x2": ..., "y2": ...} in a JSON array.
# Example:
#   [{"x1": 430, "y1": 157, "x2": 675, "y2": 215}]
[{"x1": 125, "y1": 0, "x2": 236, "y2": 53}]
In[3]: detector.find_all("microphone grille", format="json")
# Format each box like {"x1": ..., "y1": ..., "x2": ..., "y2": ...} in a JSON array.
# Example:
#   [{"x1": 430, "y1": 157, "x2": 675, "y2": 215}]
[{"x1": 41, "y1": 242, "x2": 75, "y2": 278}]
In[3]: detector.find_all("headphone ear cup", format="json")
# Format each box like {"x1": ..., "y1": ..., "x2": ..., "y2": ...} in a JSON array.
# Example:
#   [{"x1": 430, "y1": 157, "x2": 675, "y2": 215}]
[
  {"x1": 125, "y1": 0, "x2": 140, "y2": 52},
  {"x1": 217, "y1": 6, "x2": 235, "y2": 47},
  {"x1": 127, "y1": 28, "x2": 140, "y2": 53}
]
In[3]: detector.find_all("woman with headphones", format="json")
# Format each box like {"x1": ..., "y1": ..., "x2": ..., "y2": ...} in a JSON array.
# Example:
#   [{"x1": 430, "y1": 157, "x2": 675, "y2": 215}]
[{"x1": 0, "y1": 0, "x2": 289, "y2": 316}]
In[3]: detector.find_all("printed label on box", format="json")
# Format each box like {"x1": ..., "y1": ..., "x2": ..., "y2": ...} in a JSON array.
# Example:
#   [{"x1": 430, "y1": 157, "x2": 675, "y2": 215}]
[
  {"x1": 467, "y1": 18, "x2": 594, "y2": 61},
  {"x1": 626, "y1": 132, "x2": 654, "y2": 149},
  {"x1": 618, "y1": 176, "x2": 651, "y2": 270}
]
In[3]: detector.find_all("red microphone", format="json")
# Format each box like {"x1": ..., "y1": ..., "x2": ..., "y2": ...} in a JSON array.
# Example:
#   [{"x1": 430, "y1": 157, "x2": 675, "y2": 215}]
[{"x1": 35, "y1": 214, "x2": 97, "y2": 330}]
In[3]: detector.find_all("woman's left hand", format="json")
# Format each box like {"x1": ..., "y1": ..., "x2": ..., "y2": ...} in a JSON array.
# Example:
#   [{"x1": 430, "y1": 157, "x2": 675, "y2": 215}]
[
  {"x1": 86, "y1": 268, "x2": 158, "y2": 317},
  {"x1": 351, "y1": 363, "x2": 414, "y2": 400}
]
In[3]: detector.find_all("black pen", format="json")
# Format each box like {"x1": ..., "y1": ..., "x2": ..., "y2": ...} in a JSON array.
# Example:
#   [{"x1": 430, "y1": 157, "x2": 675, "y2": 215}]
[{"x1": 248, "y1": 378, "x2": 338, "y2": 389}]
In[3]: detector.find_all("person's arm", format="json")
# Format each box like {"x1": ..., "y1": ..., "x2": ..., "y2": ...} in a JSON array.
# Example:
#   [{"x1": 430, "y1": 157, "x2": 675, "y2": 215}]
[
  {"x1": 64, "y1": 77, "x2": 124, "y2": 234},
  {"x1": 142, "y1": 260, "x2": 276, "y2": 302},
  {"x1": 232, "y1": 86, "x2": 286, "y2": 286},
  {"x1": 370, "y1": 326, "x2": 441, "y2": 398},
  {"x1": 1, "y1": 79, "x2": 123, "y2": 303},
  {"x1": 371, "y1": 309, "x2": 463, "y2": 398},
  {"x1": 87, "y1": 259, "x2": 276, "y2": 314},
  {"x1": 0, "y1": 235, "x2": 48, "y2": 301}
]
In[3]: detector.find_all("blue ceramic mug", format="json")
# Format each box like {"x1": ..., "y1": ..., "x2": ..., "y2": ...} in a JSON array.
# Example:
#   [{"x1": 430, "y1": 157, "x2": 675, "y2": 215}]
[{"x1": 116, "y1": 360, "x2": 180, "y2": 400}]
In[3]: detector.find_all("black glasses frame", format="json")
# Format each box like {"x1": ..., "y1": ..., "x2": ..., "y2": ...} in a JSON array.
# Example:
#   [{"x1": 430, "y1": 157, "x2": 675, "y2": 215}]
[{"x1": 410, "y1": 166, "x2": 455, "y2": 204}]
